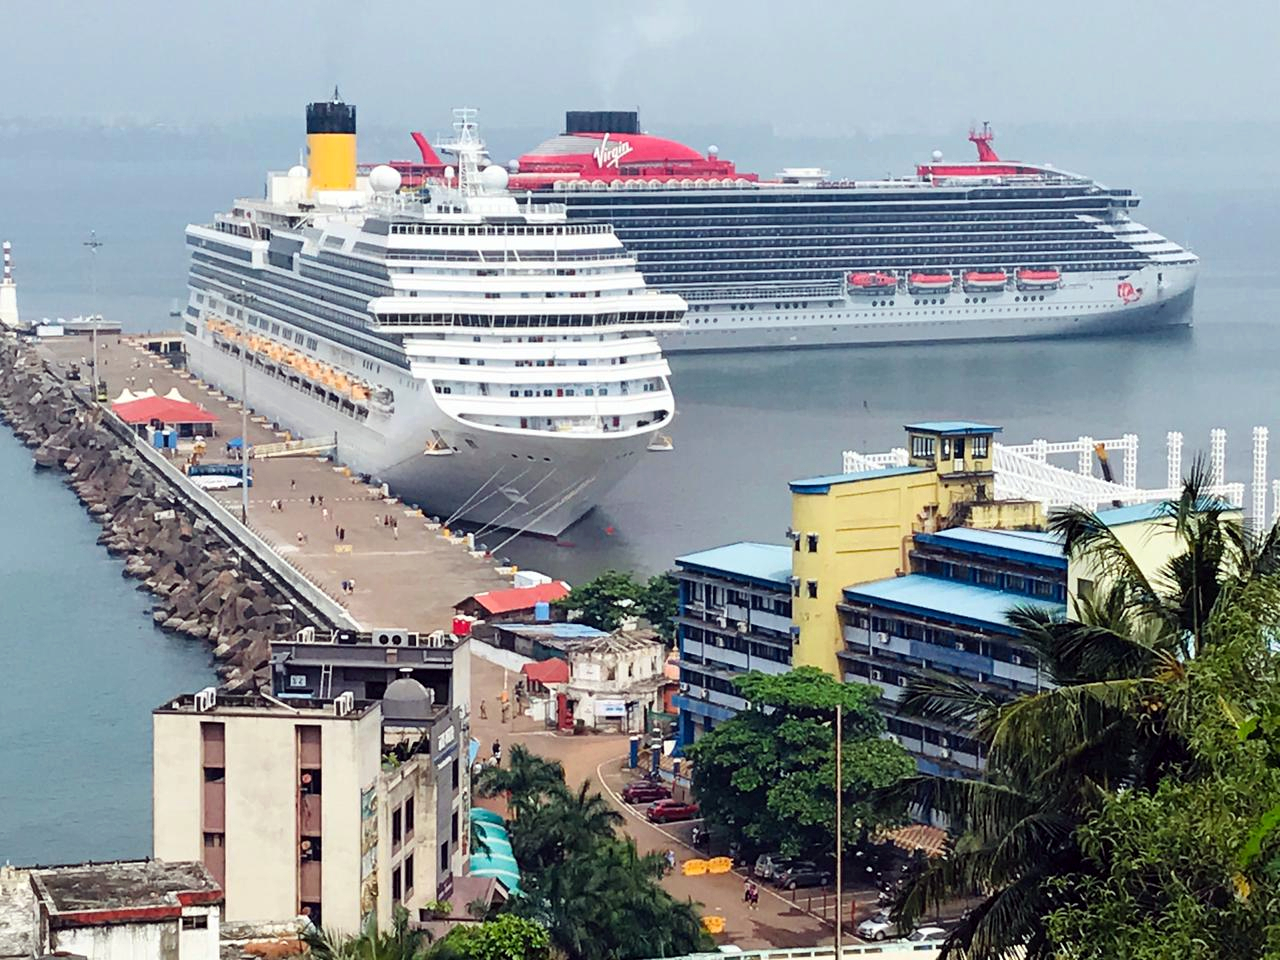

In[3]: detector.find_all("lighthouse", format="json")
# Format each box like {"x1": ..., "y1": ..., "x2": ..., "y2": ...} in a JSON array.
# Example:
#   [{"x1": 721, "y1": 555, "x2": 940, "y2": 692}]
[{"x1": 0, "y1": 241, "x2": 20, "y2": 329}]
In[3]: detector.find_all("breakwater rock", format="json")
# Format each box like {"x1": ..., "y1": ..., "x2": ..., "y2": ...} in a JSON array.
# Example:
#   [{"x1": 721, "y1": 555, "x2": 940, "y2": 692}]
[{"x1": 0, "y1": 337, "x2": 303, "y2": 693}]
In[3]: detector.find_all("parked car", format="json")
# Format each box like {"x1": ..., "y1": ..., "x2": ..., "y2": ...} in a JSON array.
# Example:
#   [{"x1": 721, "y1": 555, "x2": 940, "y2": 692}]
[
  {"x1": 901, "y1": 927, "x2": 947, "y2": 944},
  {"x1": 753, "y1": 854, "x2": 802, "y2": 882},
  {"x1": 646, "y1": 798, "x2": 700, "y2": 823},
  {"x1": 622, "y1": 780, "x2": 672, "y2": 804},
  {"x1": 856, "y1": 910, "x2": 894, "y2": 941},
  {"x1": 776, "y1": 862, "x2": 832, "y2": 889}
]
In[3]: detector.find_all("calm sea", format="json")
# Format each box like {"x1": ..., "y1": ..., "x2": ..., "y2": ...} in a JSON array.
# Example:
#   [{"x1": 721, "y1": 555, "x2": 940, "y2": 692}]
[{"x1": 1, "y1": 128, "x2": 1278, "y2": 861}]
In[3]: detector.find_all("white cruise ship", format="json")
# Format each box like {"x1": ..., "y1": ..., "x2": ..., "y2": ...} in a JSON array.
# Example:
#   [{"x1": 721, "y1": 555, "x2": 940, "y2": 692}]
[{"x1": 183, "y1": 97, "x2": 684, "y2": 537}]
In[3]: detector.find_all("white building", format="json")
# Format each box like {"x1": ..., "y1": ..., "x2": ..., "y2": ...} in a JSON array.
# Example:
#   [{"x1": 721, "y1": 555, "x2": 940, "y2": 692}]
[
  {"x1": 563, "y1": 630, "x2": 668, "y2": 733},
  {"x1": 0, "y1": 860, "x2": 222, "y2": 960},
  {"x1": 153, "y1": 686, "x2": 465, "y2": 934}
]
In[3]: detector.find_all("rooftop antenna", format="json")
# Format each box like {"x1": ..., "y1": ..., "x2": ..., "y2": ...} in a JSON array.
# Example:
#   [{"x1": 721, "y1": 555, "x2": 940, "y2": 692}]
[
  {"x1": 83, "y1": 230, "x2": 104, "y2": 395},
  {"x1": 333, "y1": 84, "x2": 342, "y2": 102}
]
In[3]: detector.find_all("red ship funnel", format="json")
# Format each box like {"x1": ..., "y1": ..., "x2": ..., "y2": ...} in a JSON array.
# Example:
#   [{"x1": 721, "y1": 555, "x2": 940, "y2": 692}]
[{"x1": 411, "y1": 131, "x2": 443, "y2": 166}]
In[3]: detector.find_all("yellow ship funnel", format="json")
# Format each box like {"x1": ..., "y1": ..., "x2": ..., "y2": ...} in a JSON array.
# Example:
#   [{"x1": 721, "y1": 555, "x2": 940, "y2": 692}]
[{"x1": 306, "y1": 87, "x2": 357, "y2": 193}]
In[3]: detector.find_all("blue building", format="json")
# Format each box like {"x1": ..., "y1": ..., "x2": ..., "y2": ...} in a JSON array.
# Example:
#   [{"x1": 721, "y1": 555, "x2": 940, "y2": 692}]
[
  {"x1": 672, "y1": 542, "x2": 794, "y2": 749},
  {"x1": 838, "y1": 526, "x2": 1067, "y2": 776}
]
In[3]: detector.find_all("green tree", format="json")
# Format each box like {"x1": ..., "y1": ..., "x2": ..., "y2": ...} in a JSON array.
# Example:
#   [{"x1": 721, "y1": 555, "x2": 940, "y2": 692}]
[
  {"x1": 686, "y1": 666, "x2": 915, "y2": 861},
  {"x1": 430, "y1": 915, "x2": 550, "y2": 960},
  {"x1": 304, "y1": 906, "x2": 431, "y2": 960},
  {"x1": 1044, "y1": 611, "x2": 1280, "y2": 959},
  {"x1": 889, "y1": 469, "x2": 1280, "y2": 959},
  {"x1": 488, "y1": 745, "x2": 710, "y2": 960},
  {"x1": 556, "y1": 570, "x2": 678, "y2": 639},
  {"x1": 473, "y1": 745, "x2": 565, "y2": 822}
]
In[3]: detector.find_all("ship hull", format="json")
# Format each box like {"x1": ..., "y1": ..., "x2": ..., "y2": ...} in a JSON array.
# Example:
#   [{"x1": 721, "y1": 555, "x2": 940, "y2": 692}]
[
  {"x1": 658, "y1": 263, "x2": 1195, "y2": 353},
  {"x1": 185, "y1": 333, "x2": 657, "y2": 538}
]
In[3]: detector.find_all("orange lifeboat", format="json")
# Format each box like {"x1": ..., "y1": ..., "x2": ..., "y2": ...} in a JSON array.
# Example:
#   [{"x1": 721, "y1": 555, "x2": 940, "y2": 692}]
[
  {"x1": 1016, "y1": 268, "x2": 1061, "y2": 289},
  {"x1": 847, "y1": 272, "x2": 897, "y2": 295},
  {"x1": 963, "y1": 271, "x2": 1008, "y2": 292},
  {"x1": 908, "y1": 272, "x2": 953, "y2": 294}
]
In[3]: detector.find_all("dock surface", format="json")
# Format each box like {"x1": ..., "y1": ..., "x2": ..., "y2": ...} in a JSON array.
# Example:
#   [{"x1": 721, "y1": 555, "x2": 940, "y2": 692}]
[{"x1": 34, "y1": 333, "x2": 511, "y2": 632}]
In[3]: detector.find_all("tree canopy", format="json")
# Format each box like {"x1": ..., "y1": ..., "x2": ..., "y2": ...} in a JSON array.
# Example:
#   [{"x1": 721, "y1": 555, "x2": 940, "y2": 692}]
[
  {"x1": 889, "y1": 469, "x2": 1280, "y2": 959},
  {"x1": 686, "y1": 666, "x2": 914, "y2": 860},
  {"x1": 555, "y1": 569, "x2": 678, "y2": 640}
]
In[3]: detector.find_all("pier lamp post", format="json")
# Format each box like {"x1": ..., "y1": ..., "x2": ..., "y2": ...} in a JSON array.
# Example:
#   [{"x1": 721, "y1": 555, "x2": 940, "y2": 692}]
[
  {"x1": 835, "y1": 702, "x2": 843, "y2": 956},
  {"x1": 228, "y1": 283, "x2": 256, "y2": 524},
  {"x1": 83, "y1": 230, "x2": 103, "y2": 396}
]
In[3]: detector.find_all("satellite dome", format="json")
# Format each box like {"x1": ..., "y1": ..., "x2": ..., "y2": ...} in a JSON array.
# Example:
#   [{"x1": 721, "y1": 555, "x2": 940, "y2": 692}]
[
  {"x1": 443, "y1": 166, "x2": 455, "y2": 182},
  {"x1": 369, "y1": 164, "x2": 402, "y2": 194},
  {"x1": 506, "y1": 159, "x2": 519, "y2": 173},
  {"x1": 931, "y1": 150, "x2": 944, "y2": 162},
  {"x1": 382, "y1": 674, "x2": 435, "y2": 722},
  {"x1": 480, "y1": 164, "x2": 510, "y2": 191},
  {"x1": 288, "y1": 164, "x2": 309, "y2": 179},
  {"x1": 708, "y1": 144, "x2": 719, "y2": 156}
]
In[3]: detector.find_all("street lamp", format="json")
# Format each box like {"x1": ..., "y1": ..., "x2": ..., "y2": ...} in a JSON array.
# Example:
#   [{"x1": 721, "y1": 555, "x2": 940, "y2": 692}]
[
  {"x1": 227, "y1": 283, "x2": 256, "y2": 524},
  {"x1": 835, "y1": 701, "x2": 844, "y2": 957},
  {"x1": 83, "y1": 230, "x2": 103, "y2": 396}
]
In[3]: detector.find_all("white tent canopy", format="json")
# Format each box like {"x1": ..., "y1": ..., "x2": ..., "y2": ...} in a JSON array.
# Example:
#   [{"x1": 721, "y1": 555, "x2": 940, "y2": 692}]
[
  {"x1": 164, "y1": 387, "x2": 188, "y2": 403},
  {"x1": 113, "y1": 388, "x2": 138, "y2": 404}
]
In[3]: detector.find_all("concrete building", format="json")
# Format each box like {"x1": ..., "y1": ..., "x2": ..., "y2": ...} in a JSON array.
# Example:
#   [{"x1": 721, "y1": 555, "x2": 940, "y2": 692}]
[
  {"x1": 271, "y1": 628, "x2": 470, "y2": 713},
  {"x1": 672, "y1": 542, "x2": 794, "y2": 747},
  {"x1": 153, "y1": 688, "x2": 464, "y2": 934},
  {"x1": 0, "y1": 860, "x2": 221, "y2": 960},
  {"x1": 790, "y1": 421, "x2": 1044, "y2": 676},
  {"x1": 561, "y1": 630, "x2": 669, "y2": 733},
  {"x1": 839, "y1": 527, "x2": 1066, "y2": 775},
  {"x1": 486, "y1": 621, "x2": 610, "y2": 659}
]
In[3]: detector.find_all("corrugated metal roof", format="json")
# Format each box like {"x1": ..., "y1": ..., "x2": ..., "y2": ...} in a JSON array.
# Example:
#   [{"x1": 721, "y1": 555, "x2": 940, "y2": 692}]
[
  {"x1": 843, "y1": 574, "x2": 1063, "y2": 631},
  {"x1": 923, "y1": 527, "x2": 1065, "y2": 567},
  {"x1": 466, "y1": 581, "x2": 570, "y2": 615},
  {"x1": 676, "y1": 541, "x2": 792, "y2": 586},
  {"x1": 904, "y1": 420, "x2": 1003, "y2": 435},
  {"x1": 497, "y1": 623, "x2": 608, "y2": 640},
  {"x1": 789, "y1": 465, "x2": 930, "y2": 495}
]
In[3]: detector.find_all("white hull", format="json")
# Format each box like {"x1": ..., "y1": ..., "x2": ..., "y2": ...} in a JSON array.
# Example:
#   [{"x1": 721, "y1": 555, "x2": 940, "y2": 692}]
[
  {"x1": 659, "y1": 263, "x2": 1196, "y2": 352},
  {"x1": 185, "y1": 335, "x2": 658, "y2": 538}
]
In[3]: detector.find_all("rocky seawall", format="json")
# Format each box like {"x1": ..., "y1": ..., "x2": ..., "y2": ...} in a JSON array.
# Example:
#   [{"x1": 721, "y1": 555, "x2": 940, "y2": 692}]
[{"x1": 0, "y1": 337, "x2": 308, "y2": 692}]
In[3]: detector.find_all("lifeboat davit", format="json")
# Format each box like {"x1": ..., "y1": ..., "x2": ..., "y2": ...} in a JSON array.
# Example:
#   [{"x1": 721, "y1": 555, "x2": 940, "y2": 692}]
[
  {"x1": 847, "y1": 272, "x2": 897, "y2": 295},
  {"x1": 963, "y1": 271, "x2": 1008, "y2": 292},
  {"x1": 908, "y1": 272, "x2": 953, "y2": 293},
  {"x1": 1016, "y1": 268, "x2": 1061, "y2": 289}
]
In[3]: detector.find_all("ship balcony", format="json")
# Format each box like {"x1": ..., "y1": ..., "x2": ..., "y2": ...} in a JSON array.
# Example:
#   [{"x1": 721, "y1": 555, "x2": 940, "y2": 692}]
[
  {"x1": 456, "y1": 412, "x2": 671, "y2": 438},
  {"x1": 436, "y1": 391, "x2": 673, "y2": 421},
  {"x1": 403, "y1": 337, "x2": 670, "y2": 365},
  {"x1": 412, "y1": 360, "x2": 671, "y2": 385}
]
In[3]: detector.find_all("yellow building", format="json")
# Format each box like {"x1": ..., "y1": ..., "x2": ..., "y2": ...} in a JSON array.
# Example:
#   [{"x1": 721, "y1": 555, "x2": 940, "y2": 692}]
[{"x1": 790, "y1": 421, "x2": 1044, "y2": 676}]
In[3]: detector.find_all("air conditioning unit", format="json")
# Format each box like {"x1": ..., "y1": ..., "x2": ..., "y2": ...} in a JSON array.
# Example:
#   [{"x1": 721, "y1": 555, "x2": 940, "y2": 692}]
[
  {"x1": 679, "y1": 682, "x2": 690, "y2": 693},
  {"x1": 194, "y1": 687, "x2": 217, "y2": 712},
  {"x1": 424, "y1": 630, "x2": 450, "y2": 648},
  {"x1": 716, "y1": 616, "x2": 727, "y2": 628},
  {"x1": 885, "y1": 733, "x2": 900, "y2": 745},
  {"x1": 295, "y1": 627, "x2": 316, "y2": 644},
  {"x1": 1010, "y1": 654, "x2": 1023, "y2": 666},
  {"x1": 871, "y1": 669, "x2": 884, "y2": 681},
  {"x1": 876, "y1": 632, "x2": 890, "y2": 644},
  {"x1": 789, "y1": 625, "x2": 801, "y2": 638},
  {"x1": 373, "y1": 629, "x2": 419, "y2": 647},
  {"x1": 938, "y1": 748, "x2": 952, "y2": 760},
  {"x1": 954, "y1": 641, "x2": 966, "y2": 651}
]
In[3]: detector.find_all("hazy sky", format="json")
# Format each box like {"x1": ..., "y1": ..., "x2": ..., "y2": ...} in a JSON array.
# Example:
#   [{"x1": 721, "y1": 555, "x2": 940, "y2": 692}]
[{"x1": 5, "y1": 0, "x2": 1279, "y2": 134}]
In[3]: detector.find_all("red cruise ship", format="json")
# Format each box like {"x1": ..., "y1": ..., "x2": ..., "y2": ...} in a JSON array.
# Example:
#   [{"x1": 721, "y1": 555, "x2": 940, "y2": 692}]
[{"x1": 367, "y1": 113, "x2": 1198, "y2": 351}]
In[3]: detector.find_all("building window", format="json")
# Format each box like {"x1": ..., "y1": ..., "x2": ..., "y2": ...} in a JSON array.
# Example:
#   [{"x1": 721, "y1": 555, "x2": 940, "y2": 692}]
[
  {"x1": 404, "y1": 798, "x2": 415, "y2": 838},
  {"x1": 440, "y1": 840, "x2": 450, "y2": 873},
  {"x1": 806, "y1": 533, "x2": 819, "y2": 553},
  {"x1": 910, "y1": 435, "x2": 935, "y2": 459},
  {"x1": 392, "y1": 866, "x2": 402, "y2": 903},
  {"x1": 806, "y1": 580, "x2": 818, "y2": 599},
  {"x1": 452, "y1": 811, "x2": 459, "y2": 844},
  {"x1": 1077, "y1": 577, "x2": 1095, "y2": 602},
  {"x1": 972, "y1": 436, "x2": 990, "y2": 458},
  {"x1": 182, "y1": 916, "x2": 209, "y2": 930},
  {"x1": 404, "y1": 853, "x2": 415, "y2": 899},
  {"x1": 392, "y1": 809, "x2": 402, "y2": 848}
]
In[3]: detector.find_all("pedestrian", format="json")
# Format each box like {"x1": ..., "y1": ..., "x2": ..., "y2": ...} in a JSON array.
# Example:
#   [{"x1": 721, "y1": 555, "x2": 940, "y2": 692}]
[
  {"x1": 340, "y1": 579, "x2": 349, "y2": 594},
  {"x1": 310, "y1": 494, "x2": 316, "y2": 507},
  {"x1": 500, "y1": 700, "x2": 510, "y2": 724},
  {"x1": 492, "y1": 739, "x2": 501, "y2": 763},
  {"x1": 743, "y1": 878, "x2": 752, "y2": 903},
  {"x1": 339, "y1": 527, "x2": 345, "y2": 541},
  {"x1": 290, "y1": 478, "x2": 296, "y2": 491},
  {"x1": 317, "y1": 495, "x2": 324, "y2": 507},
  {"x1": 296, "y1": 531, "x2": 306, "y2": 545},
  {"x1": 748, "y1": 882, "x2": 759, "y2": 910},
  {"x1": 322, "y1": 507, "x2": 329, "y2": 521},
  {"x1": 348, "y1": 578, "x2": 356, "y2": 593},
  {"x1": 665, "y1": 849, "x2": 676, "y2": 870},
  {"x1": 479, "y1": 699, "x2": 487, "y2": 719},
  {"x1": 373, "y1": 514, "x2": 381, "y2": 528},
  {"x1": 393, "y1": 523, "x2": 399, "y2": 540},
  {"x1": 335, "y1": 525, "x2": 340, "y2": 539}
]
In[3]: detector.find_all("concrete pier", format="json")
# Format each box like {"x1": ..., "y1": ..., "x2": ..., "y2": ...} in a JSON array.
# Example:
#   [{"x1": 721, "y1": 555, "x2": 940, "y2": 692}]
[{"x1": 33, "y1": 332, "x2": 513, "y2": 634}]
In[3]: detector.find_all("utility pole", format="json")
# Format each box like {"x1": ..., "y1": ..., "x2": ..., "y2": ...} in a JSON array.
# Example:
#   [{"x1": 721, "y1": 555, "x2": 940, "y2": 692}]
[
  {"x1": 83, "y1": 231, "x2": 103, "y2": 397},
  {"x1": 835, "y1": 701, "x2": 843, "y2": 958},
  {"x1": 228, "y1": 283, "x2": 255, "y2": 524}
]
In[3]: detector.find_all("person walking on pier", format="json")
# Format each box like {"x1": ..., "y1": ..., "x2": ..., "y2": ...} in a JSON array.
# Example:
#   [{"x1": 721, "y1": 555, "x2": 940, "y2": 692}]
[
  {"x1": 310, "y1": 494, "x2": 316, "y2": 507},
  {"x1": 339, "y1": 527, "x2": 346, "y2": 542},
  {"x1": 322, "y1": 507, "x2": 329, "y2": 522},
  {"x1": 479, "y1": 699, "x2": 487, "y2": 719},
  {"x1": 393, "y1": 519, "x2": 399, "y2": 540}
]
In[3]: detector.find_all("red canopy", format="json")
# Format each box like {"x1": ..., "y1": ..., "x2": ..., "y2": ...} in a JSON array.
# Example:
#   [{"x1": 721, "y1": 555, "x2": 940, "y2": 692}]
[
  {"x1": 470, "y1": 581, "x2": 570, "y2": 615},
  {"x1": 521, "y1": 658, "x2": 569, "y2": 686},
  {"x1": 113, "y1": 396, "x2": 219, "y2": 425}
]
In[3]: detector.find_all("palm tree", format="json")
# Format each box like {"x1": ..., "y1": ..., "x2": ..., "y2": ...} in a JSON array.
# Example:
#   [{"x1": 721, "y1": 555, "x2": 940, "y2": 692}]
[
  {"x1": 303, "y1": 905, "x2": 431, "y2": 960},
  {"x1": 473, "y1": 744, "x2": 565, "y2": 820},
  {"x1": 888, "y1": 466, "x2": 1280, "y2": 959}
]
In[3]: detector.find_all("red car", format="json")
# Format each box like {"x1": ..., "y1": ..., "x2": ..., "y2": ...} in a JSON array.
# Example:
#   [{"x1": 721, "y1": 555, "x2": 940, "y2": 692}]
[
  {"x1": 646, "y1": 798, "x2": 700, "y2": 823},
  {"x1": 622, "y1": 781, "x2": 672, "y2": 804}
]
